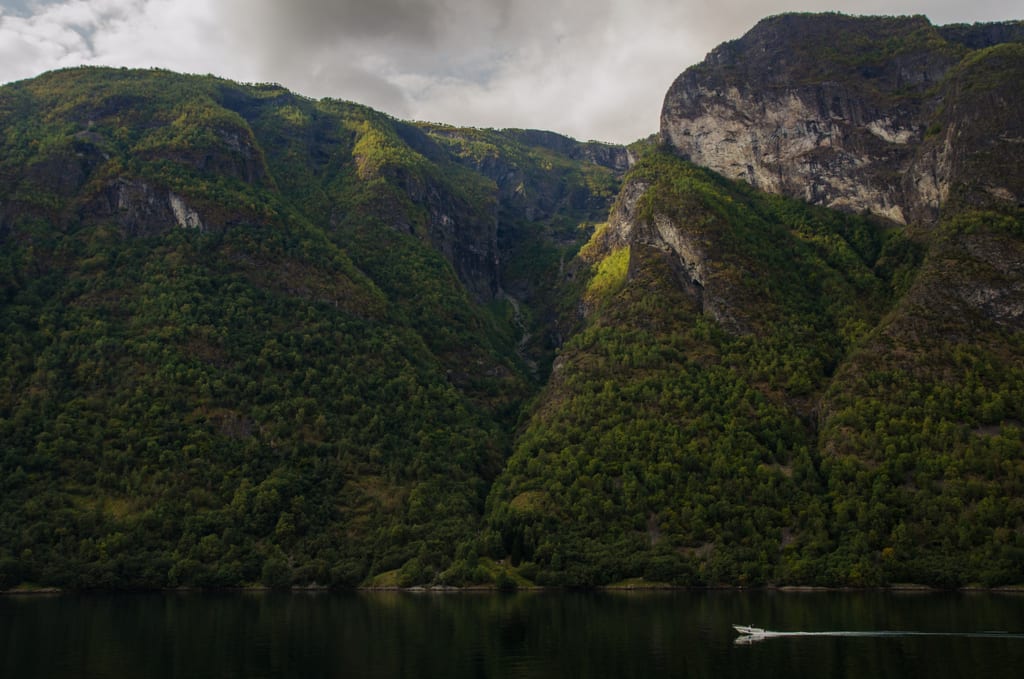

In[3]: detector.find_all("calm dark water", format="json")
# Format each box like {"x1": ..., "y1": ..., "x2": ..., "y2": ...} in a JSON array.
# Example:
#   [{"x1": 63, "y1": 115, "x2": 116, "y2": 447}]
[{"x1": 2, "y1": 590, "x2": 1023, "y2": 678}]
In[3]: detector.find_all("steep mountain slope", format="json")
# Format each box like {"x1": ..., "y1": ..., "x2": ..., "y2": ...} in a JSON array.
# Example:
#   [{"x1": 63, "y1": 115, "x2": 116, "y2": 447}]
[
  {"x1": 486, "y1": 151, "x2": 918, "y2": 585},
  {"x1": 0, "y1": 67, "x2": 620, "y2": 589},
  {"x1": 487, "y1": 14, "x2": 1024, "y2": 587}
]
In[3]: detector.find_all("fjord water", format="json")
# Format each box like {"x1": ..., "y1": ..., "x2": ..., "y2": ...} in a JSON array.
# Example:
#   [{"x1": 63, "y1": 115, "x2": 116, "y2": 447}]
[{"x1": 2, "y1": 591, "x2": 1023, "y2": 678}]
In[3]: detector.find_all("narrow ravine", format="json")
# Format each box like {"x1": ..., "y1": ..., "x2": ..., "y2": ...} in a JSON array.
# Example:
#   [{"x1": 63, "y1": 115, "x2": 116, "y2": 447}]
[{"x1": 504, "y1": 293, "x2": 538, "y2": 376}]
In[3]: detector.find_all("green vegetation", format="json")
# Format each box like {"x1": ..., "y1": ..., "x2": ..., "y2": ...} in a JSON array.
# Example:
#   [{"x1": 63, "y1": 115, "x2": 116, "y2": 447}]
[
  {"x1": 0, "y1": 67, "x2": 621, "y2": 591},
  {"x1": 484, "y1": 151, "x2": 1022, "y2": 588},
  {"x1": 1, "y1": 47, "x2": 1023, "y2": 592},
  {"x1": 485, "y1": 151, "x2": 923, "y2": 587},
  {"x1": 817, "y1": 205, "x2": 1024, "y2": 587},
  {"x1": 0, "y1": 212, "x2": 509, "y2": 589}
]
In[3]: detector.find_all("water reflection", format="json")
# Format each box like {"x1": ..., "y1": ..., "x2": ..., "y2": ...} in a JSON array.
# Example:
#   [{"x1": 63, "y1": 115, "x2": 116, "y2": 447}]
[{"x1": 1, "y1": 590, "x2": 1022, "y2": 679}]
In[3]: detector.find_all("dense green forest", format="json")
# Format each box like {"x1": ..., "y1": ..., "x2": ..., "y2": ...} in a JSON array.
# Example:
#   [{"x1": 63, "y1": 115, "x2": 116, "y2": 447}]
[
  {"x1": 486, "y1": 152, "x2": 1024, "y2": 588},
  {"x1": 0, "y1": 67, "x2": 614, "y2": 589},
  {"x1": 1, "y1": 36, "x2": 1022, "y2": 591}
]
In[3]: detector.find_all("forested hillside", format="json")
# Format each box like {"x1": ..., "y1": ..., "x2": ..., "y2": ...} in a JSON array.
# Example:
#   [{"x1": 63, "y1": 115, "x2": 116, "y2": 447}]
[
  {"x1": 2, "y1": 12, "x2": 1023, "y2": 591},
  {"x1": 0, "y1": 67, "x2": 617, "y2": 589},
  {"x1": 488, "y1": 150, "x2": 1023, "y2": 588},
  {"x1": 483, "y1": 14, "x2": 1024, "y2": 588}
]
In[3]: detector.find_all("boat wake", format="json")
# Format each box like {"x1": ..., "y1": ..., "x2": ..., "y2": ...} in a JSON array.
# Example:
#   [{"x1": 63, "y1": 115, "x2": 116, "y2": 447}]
[{"x1": 733, "y1": 624, "x2": 1024, "y2": 645}]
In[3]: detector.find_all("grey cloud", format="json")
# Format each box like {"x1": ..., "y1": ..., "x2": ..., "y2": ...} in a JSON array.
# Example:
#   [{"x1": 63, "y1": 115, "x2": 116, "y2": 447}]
[
  {"x1": 217, "y1": 0, "x2": 442, "y2": 53},
  {"x1": 311, "y1": 59, "x2": 413, "y2": 115},
  {"x1": 1, "y1": 1, "x2": 53, "y2": 17},
  {"x1": 214, "y1": 0, "x2": 618, "y2": 79},
  {"x1": 280, "y1": 0, "x2": 439, "y2": 43},
  {"x1": 206, "y1": 0, "x2": 627, "y2": 128}
]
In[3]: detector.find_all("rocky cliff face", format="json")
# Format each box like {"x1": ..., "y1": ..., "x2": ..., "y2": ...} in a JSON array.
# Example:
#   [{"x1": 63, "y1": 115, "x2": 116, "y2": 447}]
[
  {"x1": 918, "y1": 42, "x2": 1024, "y2": 219},
  {"x1": 380, "y1": 126, "x2": 627, "y2": 303},
  {"x1": 601, "y1": 173, "x2": 750, "y2": 333},
  {"x1": 430, "y1": 127, "x2": 628, "y2": 223},
  {"x1": 660, "y1": 13, "x2": 1024, "y2": 227},
  {"x1": 85, "y1": 179, "x2": 206, "y2": 236}
]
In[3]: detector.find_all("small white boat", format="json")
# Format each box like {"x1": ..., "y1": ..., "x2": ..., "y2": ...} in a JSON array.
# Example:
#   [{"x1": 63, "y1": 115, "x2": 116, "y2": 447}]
[{"x1": 733, "y1": 624, "x2": 767, "y2": 636}]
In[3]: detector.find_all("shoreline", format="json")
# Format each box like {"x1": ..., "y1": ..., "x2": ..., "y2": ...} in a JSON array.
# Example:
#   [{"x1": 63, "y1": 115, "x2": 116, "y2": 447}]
[{"x1": 4, "y1": 582, "x2": 1024, "y2": 596}]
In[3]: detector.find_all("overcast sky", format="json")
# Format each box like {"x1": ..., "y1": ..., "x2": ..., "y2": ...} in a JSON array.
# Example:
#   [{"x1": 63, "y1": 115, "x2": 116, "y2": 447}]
[{"x1": 0, "y1": 1, "x2": 1019, "y2": 143}]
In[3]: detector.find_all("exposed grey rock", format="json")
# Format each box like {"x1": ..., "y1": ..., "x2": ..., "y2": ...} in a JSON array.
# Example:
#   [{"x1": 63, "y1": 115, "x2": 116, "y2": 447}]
[
  {"x1": 394, "y1": 167, "x2": 501, "y2": 302},
  {"x1": 169, "y1": 193, "x2": 205, "y2": 230},
  {"x1": 501, "y1": 129, "x2": 631, "y2": 172},
  {"x1": 89, "y1": 178, "x2": 206, "y2": 236},
  {"x1": 955, "y1": 232, "x2": 1024, "y2": 329},
  {"x1": 422, "y1": 127, "x2": 628, "y2": 302},
  {"x1": 602, "y1": 175, "x2": 750, "y2": 334},
  {"x1": 659, "y1": 14, "x2": 1024, "y2": 228},
  {"x1": 662, "y1": 77, "x2": 920, "y2": 223}
]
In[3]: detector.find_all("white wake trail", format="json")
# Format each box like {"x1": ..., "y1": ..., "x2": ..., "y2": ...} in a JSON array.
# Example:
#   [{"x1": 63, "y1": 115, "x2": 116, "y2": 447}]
[{"x1": 734, "y1": 627, "x2": 1024, "y2": 645}]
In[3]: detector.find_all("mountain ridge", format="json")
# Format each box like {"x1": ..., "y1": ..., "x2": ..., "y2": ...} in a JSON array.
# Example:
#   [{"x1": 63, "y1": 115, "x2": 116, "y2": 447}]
[{"x1": 2, "y1": 12, "x2": 1023, "y2": 591}]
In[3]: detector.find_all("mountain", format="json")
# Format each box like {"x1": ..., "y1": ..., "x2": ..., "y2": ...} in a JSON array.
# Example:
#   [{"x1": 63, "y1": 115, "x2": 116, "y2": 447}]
[
  {"x1": 1, "y1": 12, "x2": 1023, "y2": 591},
  {"x1": 661, "y1": 13, "x2": 1024, "y2": 228},
  {"x1": 0, "y1": 67, "x2": 620, "y2": 589},
  {"x1": 487, "y1": 13, "x2": 1024, "y2": 588}
]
